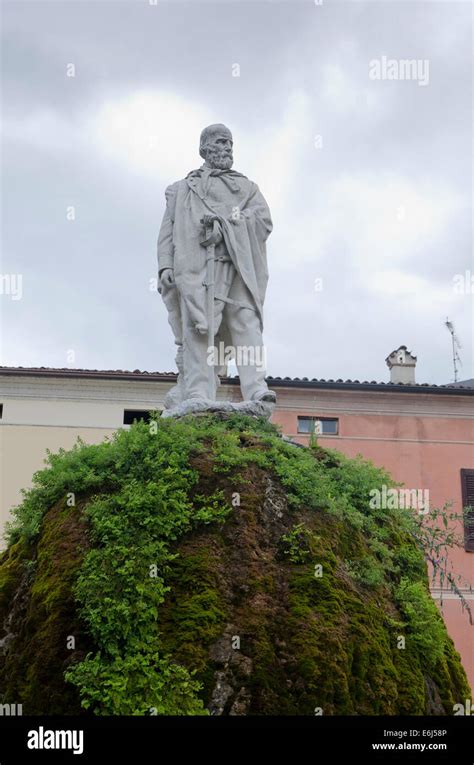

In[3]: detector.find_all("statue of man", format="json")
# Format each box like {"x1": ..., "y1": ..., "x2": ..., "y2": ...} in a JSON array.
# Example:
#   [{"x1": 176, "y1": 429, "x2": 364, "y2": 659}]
[{"x1": 157, "y1": 123, "x2": 276, "y2": 410}]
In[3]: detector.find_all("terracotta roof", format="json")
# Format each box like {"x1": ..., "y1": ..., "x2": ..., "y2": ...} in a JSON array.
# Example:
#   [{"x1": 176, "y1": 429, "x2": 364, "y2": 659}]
[{"x1": 0, "y1": 366, "x2": 473, "y2": 394}]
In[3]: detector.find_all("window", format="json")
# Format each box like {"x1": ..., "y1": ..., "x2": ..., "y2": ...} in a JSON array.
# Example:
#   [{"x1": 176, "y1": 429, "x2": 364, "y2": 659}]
[
  {"x1": 123, "y1": 409, "x2": 154, "y2": 425},
  {"x1": 297, "y1": 416, "x2": 339, "y2": 436},
  {"x1": 0, "y1": 404, "x2": 3, "y2": 419},
  {"x1": 461, "y1": 469, "x2": 474, "y2": 552}
]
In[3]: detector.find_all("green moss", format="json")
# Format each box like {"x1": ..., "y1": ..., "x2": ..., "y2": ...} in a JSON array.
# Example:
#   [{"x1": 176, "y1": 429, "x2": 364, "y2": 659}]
[
  {"x1": 0, "y1": 539, "x2": 31, "y2": 621},
  {"x1": 284, "y1": 560, "x2": 399, "y2": 714},
  {"x1": 430, "y1": 636, "x2": 472, "y2": 711},
  {"x1": 158, "y1": 542, "x2": 228, "y2": 698},
  {"x1": 389, "y1": 642, "x2": 426, "y2": 714},
  {"x1": 0, "y1": 498, "x2": 93, "y2": 714}
]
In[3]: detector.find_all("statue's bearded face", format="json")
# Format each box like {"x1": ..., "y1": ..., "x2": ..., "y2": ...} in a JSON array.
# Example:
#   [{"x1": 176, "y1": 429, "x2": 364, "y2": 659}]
[{"x1": 204, "y1": 134, "x2": 233, "y2": 169}]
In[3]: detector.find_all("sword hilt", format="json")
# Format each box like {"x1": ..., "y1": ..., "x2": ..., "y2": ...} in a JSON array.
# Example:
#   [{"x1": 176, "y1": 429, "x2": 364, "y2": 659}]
[{"x1": 200, "y1": 218, "x2": 221, "y2": 247}]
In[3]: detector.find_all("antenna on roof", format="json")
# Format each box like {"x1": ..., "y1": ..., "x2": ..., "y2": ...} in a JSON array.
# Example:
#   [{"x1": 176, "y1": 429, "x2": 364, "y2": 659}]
[{"x1": 445, "y1": 317, "x2": 462, "y2": 383}]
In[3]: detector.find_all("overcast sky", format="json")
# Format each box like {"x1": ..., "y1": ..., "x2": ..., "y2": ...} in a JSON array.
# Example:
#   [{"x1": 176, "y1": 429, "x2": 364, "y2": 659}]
[{"x1": 1, "y1": 0, "x2": 472, "y2": 385}]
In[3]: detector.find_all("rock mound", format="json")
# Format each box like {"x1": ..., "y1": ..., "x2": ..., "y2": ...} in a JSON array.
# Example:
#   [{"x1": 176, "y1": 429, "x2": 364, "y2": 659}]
[{"x1": 0, "y1": 415, "x2": 470, "y2": 715}]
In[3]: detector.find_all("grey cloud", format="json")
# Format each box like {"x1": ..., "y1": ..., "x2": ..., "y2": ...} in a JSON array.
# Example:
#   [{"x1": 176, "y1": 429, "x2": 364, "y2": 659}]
[{"x1": 1, "y1": 0, "x2": 472, "y2": 383}]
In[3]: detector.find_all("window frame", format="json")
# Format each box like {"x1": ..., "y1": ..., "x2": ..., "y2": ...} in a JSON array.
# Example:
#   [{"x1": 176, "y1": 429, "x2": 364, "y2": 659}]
[
  {"x1": 297, "y1": 416, "x2": 339, "y2": 436},
  {"x1": 123, "y1": 409, "x2": 154, "y2": 425},
  {"x1": 460, "y1": 468, "x2": 474, "y2": 553}
]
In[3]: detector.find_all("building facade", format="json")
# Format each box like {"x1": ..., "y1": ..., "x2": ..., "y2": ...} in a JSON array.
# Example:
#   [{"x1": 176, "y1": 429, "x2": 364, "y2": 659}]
[{"x1": 0, "y1": 362, "x2": 473, "y2": 687}]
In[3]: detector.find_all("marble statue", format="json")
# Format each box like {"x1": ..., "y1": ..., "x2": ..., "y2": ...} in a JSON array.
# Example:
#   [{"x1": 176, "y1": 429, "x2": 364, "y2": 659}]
[{"x1": 157, "y1": 124, "x2": 276, "y2": 417}]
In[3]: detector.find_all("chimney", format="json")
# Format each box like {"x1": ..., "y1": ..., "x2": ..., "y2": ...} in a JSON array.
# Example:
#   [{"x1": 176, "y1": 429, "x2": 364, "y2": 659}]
[{"x1": 385, "y1": 346, "x2": 417, "y2": 384}]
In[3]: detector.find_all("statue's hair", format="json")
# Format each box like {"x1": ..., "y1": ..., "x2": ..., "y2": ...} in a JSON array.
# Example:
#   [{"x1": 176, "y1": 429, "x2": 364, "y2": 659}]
[{"x1": 199, "y1": 124, "x2": 232, "y2": 159}]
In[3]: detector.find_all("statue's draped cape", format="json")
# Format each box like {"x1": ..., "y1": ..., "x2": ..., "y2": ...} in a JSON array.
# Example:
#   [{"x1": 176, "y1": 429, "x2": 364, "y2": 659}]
[{"x1": 157, "y1": 165, "x2": 273, "y2": 343}]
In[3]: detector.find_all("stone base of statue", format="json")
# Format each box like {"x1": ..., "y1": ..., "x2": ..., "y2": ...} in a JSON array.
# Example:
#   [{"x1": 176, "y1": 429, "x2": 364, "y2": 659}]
[{"x1": 161, "y1": 397, "x2": 275, "y2": 420}]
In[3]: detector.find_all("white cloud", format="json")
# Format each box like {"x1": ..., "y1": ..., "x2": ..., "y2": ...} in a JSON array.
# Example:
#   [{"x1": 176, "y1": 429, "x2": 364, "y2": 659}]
[
  {"x1": 240, "y1": 89, "x2": 311, "y2": 217},
  {"x1": 278, "y1": 172, "x2": 466, "y2": 274},
  {"x1": 91, "y1": 90, "x2": 212, "y2": 181},
  {"x1": 331, "y1": 174, "x2": 464, "y2": 265},
  {"x1": 322, "y1": 63, "x2": 378, "y2": 114}
]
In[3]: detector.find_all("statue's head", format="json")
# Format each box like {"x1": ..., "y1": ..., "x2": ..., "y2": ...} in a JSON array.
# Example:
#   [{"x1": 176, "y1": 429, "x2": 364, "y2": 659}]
[{"x1": 199, "y1": 124, "x2": 233, "y2": 169}]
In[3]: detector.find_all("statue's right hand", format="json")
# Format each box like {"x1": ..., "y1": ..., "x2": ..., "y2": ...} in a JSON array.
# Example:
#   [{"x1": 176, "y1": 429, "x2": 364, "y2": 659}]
[{"x1": 160, "y1": 268, "x2": 175, "y2": 287}]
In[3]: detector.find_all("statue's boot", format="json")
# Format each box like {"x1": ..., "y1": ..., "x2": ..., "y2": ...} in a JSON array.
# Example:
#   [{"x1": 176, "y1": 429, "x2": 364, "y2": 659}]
[{"x1": 252, "y1": 389, "x2": 277, "y2": 404}]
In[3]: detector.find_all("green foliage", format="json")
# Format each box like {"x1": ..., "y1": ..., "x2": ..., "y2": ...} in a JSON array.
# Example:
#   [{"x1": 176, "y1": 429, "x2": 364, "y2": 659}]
[
  {"x1": 343, "y1": 557, "x2": 386, "y2": 588},
  {"x1": 65, "y1": 651, "x2": 205, "y2": 715},
  {"x1": 392, "y1": 543, "x2": 427, "y2": 580},
  {"x1": 278, "y1": 523, "x2": 314, "y2": 564}
]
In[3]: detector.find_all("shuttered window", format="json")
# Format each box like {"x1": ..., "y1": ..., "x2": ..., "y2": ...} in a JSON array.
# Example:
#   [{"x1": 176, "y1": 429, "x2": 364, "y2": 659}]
[{"x1": 460, "y1": 469, "x2": 474, "y2": 552}]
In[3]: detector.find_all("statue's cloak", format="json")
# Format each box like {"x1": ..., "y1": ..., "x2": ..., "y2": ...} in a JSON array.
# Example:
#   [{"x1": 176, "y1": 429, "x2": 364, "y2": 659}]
[{"x1": 157, "y1": 164, "x2": 272, "y2": 338}]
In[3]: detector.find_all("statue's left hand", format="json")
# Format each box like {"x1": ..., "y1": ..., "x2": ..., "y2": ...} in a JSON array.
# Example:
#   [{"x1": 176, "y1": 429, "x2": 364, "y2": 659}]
[
  {"x1": 159, "y1": 268, "x2": 175, "y2": 288},
  {"x1": 201, "y1": 214, "x2": 219, "y2": 227}
]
